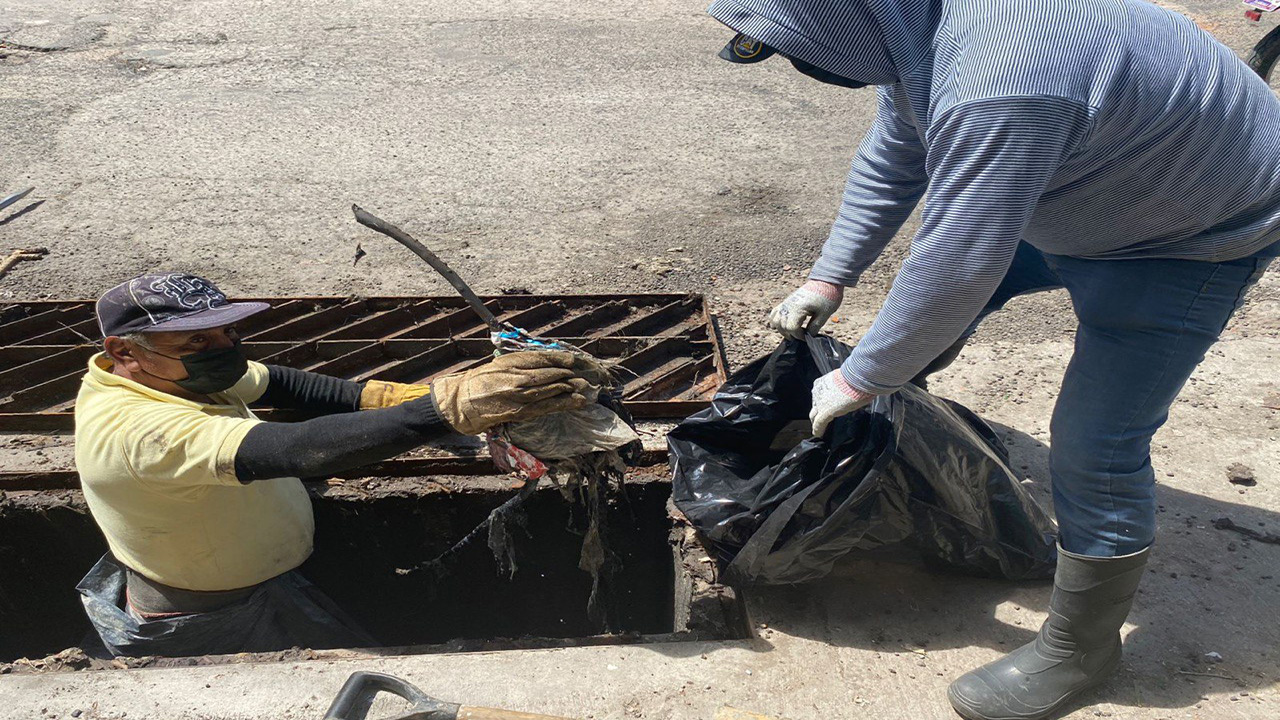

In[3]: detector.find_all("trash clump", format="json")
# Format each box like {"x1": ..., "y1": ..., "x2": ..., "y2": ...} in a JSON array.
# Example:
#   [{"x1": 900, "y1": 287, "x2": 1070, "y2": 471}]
[
  {"x1": 486, "y1": 341, "x2": 642, "y2": 628},
  {"x1": 411, "y1": 338, "x2": 642, "y2": 631},
  {"x1": 350, "y1": 205, "x2": 642, "y2": 630}
]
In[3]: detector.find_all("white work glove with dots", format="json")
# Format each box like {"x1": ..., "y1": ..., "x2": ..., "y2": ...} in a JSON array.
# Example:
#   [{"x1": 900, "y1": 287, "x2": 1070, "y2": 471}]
[
  {"x1": 767, "y1": 280, "x2": 843, "y2": 339},
  {"x1": 810, "y1": 369, "x2": 876, "y2": 436}
]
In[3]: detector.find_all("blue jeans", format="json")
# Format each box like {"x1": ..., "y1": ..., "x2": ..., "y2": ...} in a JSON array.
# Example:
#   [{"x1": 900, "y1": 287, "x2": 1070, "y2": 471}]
[{"x1": 966, "y1": 242, "x2": 1274, "y2": 557}]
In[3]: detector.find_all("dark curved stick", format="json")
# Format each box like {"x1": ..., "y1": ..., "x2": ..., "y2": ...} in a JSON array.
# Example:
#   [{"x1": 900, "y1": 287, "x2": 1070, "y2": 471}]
[{"x1": 351, "y1": 204, "x2": 508, "y2": 333}]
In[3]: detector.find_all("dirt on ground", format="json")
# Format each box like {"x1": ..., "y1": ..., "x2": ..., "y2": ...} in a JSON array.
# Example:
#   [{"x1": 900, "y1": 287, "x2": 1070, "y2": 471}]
[{"x1": 1, "y1": 0, "x2": 1278, "y2": 718}]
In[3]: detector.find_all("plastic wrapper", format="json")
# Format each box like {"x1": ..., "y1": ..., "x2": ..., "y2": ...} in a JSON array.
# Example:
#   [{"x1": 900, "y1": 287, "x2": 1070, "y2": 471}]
[
  {"x1": 487, "y1": 337, "x2": 640, "y2": 468},
  {"x1": 79, "y1": 554, "x2": 375, "y2": 657},
  {"x1": 669, "y1": 335, "x2": 1057, "y2": 585},
  {"x1": 505, "y1": 403, "x2": 640, "y2": 459}
]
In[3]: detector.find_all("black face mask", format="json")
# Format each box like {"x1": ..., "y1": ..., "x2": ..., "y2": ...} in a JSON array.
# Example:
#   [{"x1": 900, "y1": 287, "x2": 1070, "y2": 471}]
[
  {"x1": 138, "y1": 342, "x2": 249, "y2": 395},
  {"x1": 789, "y1": 58, "x2": 869, "y2": 89}
]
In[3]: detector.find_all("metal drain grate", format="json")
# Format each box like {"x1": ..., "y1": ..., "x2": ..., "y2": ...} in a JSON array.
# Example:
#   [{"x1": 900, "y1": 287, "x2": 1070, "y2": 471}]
[{"x1": 0, "y1": 294, "x2": 727, "y2": 434}]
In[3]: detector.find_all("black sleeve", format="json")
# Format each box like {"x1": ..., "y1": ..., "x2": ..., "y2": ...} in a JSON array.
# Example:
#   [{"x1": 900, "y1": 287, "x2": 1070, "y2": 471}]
[
  {"x1": 253, "y1": 365, "x2": 364, "y2": 414},
  {"x1": 234, "y1": 396, "x2": 448, "y2": 482}
]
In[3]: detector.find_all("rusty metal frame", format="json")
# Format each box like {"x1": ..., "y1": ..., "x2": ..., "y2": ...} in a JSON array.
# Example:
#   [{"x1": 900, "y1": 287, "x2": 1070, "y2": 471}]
[
  {"x1": 1, "y1": 294, "x2": 725, "y2": 491},
  {"x1": 1, "y1": 293, "x2": 726, "y2": 430},
  {"x1": 0, "y1": 295, "x2": 727, "y2": 431}
]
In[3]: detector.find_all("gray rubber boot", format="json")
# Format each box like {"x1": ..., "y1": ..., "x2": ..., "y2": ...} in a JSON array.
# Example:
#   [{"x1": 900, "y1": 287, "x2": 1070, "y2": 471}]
[{"x1": 947, "y1": 545, "x2": 1149, "y2": 720}]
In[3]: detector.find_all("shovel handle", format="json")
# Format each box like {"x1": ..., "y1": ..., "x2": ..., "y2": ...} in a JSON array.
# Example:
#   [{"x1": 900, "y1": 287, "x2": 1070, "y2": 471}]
[
  {"x1": 458, "y1": 708, "x2": 577, "y2": 720},
  {"x1": 323, "y1": 672, "x2": 578, "y2": 720},
  {"x1": 324, "y1": 671, "x2": 454, "y2": 720}
]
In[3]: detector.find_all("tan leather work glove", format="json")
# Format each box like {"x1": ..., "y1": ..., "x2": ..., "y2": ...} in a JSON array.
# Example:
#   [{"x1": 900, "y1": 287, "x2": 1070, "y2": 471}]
[
  {"x1": 359, "y1": 380, "x2": 432, "y2": 409},
  {"x1": 430, "y1": 350, "x2": 596, "y2": 435}
]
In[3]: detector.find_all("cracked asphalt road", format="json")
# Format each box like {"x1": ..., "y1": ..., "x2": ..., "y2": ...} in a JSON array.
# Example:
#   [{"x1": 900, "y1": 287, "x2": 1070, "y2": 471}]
[{"x1": 1, "y1": 1, "x2": 1278, "y2": 718}]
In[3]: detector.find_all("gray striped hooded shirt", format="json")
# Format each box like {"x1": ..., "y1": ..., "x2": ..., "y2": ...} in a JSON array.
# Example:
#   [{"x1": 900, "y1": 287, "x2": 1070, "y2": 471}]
[{"x1": 710, "y1": 0, "x2": 1280, "y2": 393}]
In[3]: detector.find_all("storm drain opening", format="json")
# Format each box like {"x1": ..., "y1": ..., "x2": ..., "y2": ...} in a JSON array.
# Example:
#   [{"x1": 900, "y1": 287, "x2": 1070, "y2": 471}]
[
  {"x1": 0, "y1": 294, "x2": 746, "y2": 670},
  {"x1": 0, "y1": 471, "x2": 751, "y2": 670}
]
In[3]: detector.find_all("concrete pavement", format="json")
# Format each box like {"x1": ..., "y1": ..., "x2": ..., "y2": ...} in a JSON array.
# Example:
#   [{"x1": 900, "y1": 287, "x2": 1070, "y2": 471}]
[{"x1": 2, "y1": 0, "x2": 1277, "y2": 717}]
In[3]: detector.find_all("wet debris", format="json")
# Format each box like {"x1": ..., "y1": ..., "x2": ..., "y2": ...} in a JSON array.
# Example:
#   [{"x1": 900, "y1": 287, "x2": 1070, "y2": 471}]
[
  {"x1": 116, "y1": 41, "x2": 247, "y2": 72},
  {"x1": 0, "y1": 248, "x2": 47, "y2": 281},
  {"x1": 1, "y1": 645, "x2": 325, "y2": 675},
  {"x1": 0, "y1": 647, "x2": 94, "y2": 674},
  {"x1": 351, "y1": 206, "x2": 643, "y2": 632},
  {"x1": 714, "y1": 708, "x2": 782, "y2": 720},
  {"x1": 1176, "y1": 669, "x2": 1242, "y2": 683}
]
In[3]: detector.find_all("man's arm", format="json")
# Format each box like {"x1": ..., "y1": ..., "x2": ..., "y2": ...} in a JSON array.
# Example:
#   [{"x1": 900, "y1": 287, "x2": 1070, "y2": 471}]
[
  {"x1": 249, "y1": 364, "x2": 433, "y2": 414},
  {"x1": 235, "y1": 350, "x2": 593, "y2": 481},
  {"x1": 808, "y1": 86, "x2": 931, "y2": 287},
  {"x1": 234, "y1": 396, "x2": 447, "y2": 481},
  {"x1": 841, "y1": 96, "x2": 1094, "y2": 393},
  {"x1": 253, "y1": 365, "x2": 364, "y2": 413},
  {"x1": 767, "y1": 87, "x2": 932, "y2": 339},
  {"x1": 116, "y1": 351, "x2": 592, "y2": 486}
]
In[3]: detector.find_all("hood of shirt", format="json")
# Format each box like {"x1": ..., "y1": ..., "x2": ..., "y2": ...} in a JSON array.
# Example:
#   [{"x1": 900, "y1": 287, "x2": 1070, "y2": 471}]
[{"x1": 707, "y1": 0, "x2": 940, "y2": 86}]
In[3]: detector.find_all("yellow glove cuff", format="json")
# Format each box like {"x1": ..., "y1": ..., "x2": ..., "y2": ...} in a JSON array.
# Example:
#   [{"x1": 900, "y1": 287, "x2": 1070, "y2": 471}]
[{"x1": 359, "y1": 380, "x2": 432, "y2": 409}]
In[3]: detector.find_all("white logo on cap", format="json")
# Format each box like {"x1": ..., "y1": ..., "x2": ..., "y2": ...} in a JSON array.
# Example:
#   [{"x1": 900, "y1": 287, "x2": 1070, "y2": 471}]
[{"x1": 129, "y1": 273, "x2": 227, "y2": 323}]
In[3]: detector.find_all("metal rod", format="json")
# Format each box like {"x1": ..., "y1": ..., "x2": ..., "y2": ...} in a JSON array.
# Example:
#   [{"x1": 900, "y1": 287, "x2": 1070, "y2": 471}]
[
  {"x1": 243, "y1": 299, "x2": 365, "y2": 342},
  {"x1": 388, "y1": 302, "x2": 501, "y2": 340},
  {"x1": 462, "y1": 300, "x2": 565, "y2": 338},
  {"x1": 0, "y1": 294, "x2": 727, "y2": 433},
  {"x1": 538, "y1": 300, "x2": 631, "y2": 337},
  {"x1": 352, "y1": 205, "x2": 509, "y2": 333},
  {"x1": 623, "y1": 355, "x2": 711, "y2": 400},
  {"x1": 0, "y1": 449, "x2": 675, "y2": 491}
]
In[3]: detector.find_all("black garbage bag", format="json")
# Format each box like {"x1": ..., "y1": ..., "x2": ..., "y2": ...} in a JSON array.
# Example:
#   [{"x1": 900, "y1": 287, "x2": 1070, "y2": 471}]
[{"x1": 669, "y1": 335, "x2": 1057, "y2": 585}]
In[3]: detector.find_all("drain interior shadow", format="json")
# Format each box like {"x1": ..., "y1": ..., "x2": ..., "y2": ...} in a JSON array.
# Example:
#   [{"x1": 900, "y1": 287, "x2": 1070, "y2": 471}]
[{"x1": 0, "y1": 478, "x2": 753, "y2": 664}]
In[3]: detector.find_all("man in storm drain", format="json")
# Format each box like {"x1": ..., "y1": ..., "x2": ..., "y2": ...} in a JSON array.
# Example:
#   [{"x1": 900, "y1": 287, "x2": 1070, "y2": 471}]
[
  {"x1": 712, "y1": 0, "x2": 1279, "y2": 718},
  {"x1": 74, "y1": 272, "x2": 597, "y2": 657}
]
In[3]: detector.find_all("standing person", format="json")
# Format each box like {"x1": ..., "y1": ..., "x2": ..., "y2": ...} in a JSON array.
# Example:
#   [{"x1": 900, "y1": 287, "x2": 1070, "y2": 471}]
[
  {"x1": 76, "y1": 272, "x2": 596, "y2": 657},
  {"x1": 710, "y1": 0, "x2": 1279, "y2": 718}
]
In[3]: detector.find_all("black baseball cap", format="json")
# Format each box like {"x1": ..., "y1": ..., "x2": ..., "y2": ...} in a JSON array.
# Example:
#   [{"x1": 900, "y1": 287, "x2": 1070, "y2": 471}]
[
  {"x1": 96, "y1": 272, "x2": 269, "y2": 337},
  {"x1": 718, "y1": 32, "x2": 778, "y2": 64}
]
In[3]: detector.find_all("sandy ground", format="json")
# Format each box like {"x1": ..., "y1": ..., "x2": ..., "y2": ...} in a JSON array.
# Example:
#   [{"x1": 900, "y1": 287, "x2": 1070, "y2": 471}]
[{"x1": 1, "y1": 0, "x2": 1278, "y2": 718}]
